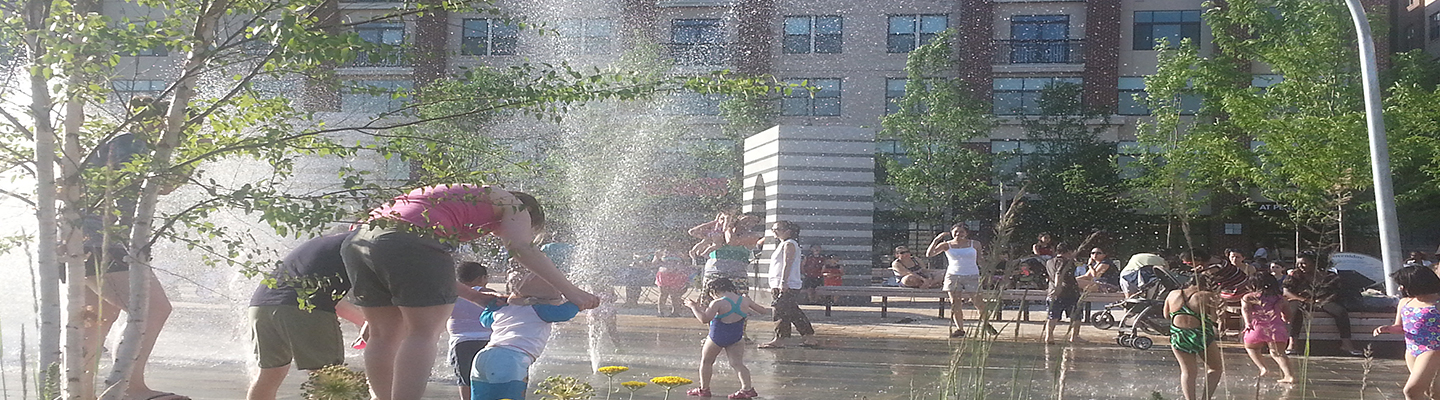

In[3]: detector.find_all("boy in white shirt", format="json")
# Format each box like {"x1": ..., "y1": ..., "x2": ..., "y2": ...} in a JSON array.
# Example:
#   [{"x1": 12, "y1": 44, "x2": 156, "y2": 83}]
[
  {"x1": 470, "y1": 269, "x2": 580, "y2": 400},
  {"x1": 448, "y1": 262, "x2": 495, "y2": 400}
]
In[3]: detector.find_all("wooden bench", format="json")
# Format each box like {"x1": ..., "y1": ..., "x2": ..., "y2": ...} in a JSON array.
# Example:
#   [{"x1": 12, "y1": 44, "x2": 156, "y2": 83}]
[
  {"x1": 1293, "y1": 312, "x2": 1400, "y2": 342},
  {"x1": 814, "y1": 286, "x2": 1125, "y2": 322}
]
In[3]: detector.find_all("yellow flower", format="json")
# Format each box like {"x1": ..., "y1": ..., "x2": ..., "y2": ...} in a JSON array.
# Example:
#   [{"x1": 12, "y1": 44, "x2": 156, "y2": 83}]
[
  {"x1": 649, "y1": 376, "x2": 693, "y2": 388},
  {"x1": 621, "y1": 381, "x2": 647, "y2": 391},
  {"x1": 597, "y1": 366, "x2": 630, "y2": 376}
]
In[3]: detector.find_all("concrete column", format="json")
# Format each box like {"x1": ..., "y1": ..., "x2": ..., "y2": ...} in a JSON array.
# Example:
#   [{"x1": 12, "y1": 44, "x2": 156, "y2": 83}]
[{"x1": 742, "y1": 126, "x2": 875, "y2": 291}]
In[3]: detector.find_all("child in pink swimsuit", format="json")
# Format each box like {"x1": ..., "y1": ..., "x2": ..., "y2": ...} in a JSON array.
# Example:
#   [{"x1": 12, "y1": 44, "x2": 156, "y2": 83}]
[
  {"x1": 1374, "y1": 266, "x2": 1440, "y2": 400},
  {"x1": 1240, "y1": 272, "x2": 1295, "y2": 383}
]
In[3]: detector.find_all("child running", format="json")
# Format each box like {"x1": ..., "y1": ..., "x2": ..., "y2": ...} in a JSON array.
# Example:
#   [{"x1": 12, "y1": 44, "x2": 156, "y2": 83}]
[
  {"x1": 1374, "y1": 266, "x2": 1440, "y2": 400},
  {"x1": 685, "y1": 277, "x2": 771, "y2": 399},
  {"x1": 470, "y1": 269, "x2": 581, "y2": 400},
  {"x1": 1239, "y1": 272, "x2": 1295, "y2": 384}
]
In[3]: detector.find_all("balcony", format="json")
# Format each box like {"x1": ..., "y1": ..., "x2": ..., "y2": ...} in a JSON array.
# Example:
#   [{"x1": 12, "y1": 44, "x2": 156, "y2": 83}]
[
  {"x1": 666, "y1": 43, "x2": 727, "y2": 67},
  {"x1": 993, "y1": 39, "x2": 1084, "y2": 64}
]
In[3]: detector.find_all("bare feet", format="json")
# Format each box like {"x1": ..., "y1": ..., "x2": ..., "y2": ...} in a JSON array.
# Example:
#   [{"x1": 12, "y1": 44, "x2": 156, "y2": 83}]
[
  {"x1": 758, "y1": 341, "x2": 785, "y2": 349},
  {"x1": 1257, "y1": 367, "x2": 1271, "y2": 377},
  {"x1": 1277, "y1": 376, "x2": 1295, "y2": 384}
]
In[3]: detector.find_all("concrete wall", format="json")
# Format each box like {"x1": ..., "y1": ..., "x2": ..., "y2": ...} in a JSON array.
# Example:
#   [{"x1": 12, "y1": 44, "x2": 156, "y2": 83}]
[{"x1": 742, "y1": 125, "x2": 875, "y2": 287}]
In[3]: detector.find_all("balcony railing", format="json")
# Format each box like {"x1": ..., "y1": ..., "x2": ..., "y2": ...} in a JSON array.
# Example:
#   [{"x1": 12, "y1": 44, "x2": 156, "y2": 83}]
[
  {"x1": 348, "y1": 50, "x2": 409, "y2": 67},
  {"x1": 993, "y1": 39, "x2": 1084, "y2": 64},
  {"x1": 666, "y1": 43, "x2": 727, "y2": 67}
]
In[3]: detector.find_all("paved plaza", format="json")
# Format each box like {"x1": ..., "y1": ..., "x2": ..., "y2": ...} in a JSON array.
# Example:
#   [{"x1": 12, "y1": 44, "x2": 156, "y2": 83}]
[{"x1": 22, "y1": 295, "x2": 1411, "y2": 400}]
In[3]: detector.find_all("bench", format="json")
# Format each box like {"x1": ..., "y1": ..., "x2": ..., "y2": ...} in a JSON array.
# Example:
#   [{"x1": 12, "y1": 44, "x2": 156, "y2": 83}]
[
  {"x1": 814, "y1": 286, "x2": 1125, "y2": 322},
  {"x1": 1293, "y1": 312, "x2": 1400, "y2": 342}
]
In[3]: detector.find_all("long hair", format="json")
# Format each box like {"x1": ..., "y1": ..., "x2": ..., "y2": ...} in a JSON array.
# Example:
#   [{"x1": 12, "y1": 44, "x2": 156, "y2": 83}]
[
  {"x1": 509, "y1": 191, "x2": 545, "y2": 231},
  {"x1": 1393, "y1": 266, "x2": 1440, "y2": 297}
]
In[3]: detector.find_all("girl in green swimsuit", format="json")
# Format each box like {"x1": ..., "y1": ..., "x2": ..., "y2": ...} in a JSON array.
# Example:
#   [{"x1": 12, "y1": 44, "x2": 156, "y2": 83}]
[{"x1": 1165, "y1": 266, "x2": 1224, "y2": 400}]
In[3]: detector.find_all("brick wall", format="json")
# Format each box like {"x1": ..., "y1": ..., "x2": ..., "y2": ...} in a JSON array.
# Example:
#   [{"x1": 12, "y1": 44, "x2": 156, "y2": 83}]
[{"x1": 1084, "y1": 0, "x2": 1121, "y2": 113}]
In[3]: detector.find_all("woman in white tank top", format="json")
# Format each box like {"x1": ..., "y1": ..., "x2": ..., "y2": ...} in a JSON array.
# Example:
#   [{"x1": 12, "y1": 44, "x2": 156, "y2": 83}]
[{"x1": 926, "y1": 223, "x2": 992, "y2": 338}]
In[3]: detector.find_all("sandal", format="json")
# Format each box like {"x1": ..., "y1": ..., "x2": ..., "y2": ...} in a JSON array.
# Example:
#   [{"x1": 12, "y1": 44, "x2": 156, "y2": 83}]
[
  {"x1": 687, "y1": 388, "x2": 713, "y2": 397},
  {"x1": 728, "y1": 388, "x2": 759, "y2": 399},
  {"x1": 949, "y1": 329, "x2": 966, "y2": 338}
]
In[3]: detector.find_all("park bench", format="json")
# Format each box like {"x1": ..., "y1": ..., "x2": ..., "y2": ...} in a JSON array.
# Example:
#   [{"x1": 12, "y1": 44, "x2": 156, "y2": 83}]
[
  {"x1": 814, "y1": 286, "x2": 1125, "y2": 322},
  {"x1": 1292, "y1": 312, "x2": 1400, "y2": 342}
]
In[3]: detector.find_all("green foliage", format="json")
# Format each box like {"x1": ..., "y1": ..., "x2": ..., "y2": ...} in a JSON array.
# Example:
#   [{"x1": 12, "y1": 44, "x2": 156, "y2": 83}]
[
  {"x1": 1139, "y1": 0, "x2": 1440, "y2": 250},
  {"x1": 880, "y1": 30, "x2": 995, "y2": 225},
  {"x1": 301, "y1": 365, "x2": 368, "y2": 400},
  {"x1": 1011, "y1": 82, "x2": 1148, "y2": 250}
]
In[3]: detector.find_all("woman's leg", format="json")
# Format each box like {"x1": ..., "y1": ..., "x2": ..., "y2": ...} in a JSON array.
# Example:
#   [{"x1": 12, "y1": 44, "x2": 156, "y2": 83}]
[
  {"x1": 699, "y1": 339, "x2": 723, "y2": 389},
  {"x1": 361, "y1": 306, "x2": 404, "y2": 400},
  {"x1": 92, "y1": 270, "x2": 175, "y2": 399},
  {"x1": 1172, "y1": 349, "x2": 1199, "y2": 400},
  {"x1": 391, "y1": 304, "x2": 456, "y2": 400},
  {"x1": 723, "y1": 344, "x2": 753, "y2": 389},
  {"x1": 1285, "y1": 300, "x2": 1305, "y2": 352},
  {"x1": 949, "y1": 290, "x2": 966, "y2": 335},
  {"x1": 900, "y1": 275, "x2": 923, "y2": 288}
]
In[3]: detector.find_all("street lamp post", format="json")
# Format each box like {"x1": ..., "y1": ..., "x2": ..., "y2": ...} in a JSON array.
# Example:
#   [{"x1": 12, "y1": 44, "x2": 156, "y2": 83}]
[{"x1": 1341, "y1": 0, "x2": 1402, "y2": 296}]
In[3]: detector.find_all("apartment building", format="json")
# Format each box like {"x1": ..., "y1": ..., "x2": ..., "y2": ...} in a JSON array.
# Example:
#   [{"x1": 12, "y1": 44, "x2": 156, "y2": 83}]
[{"x1": 106, "y1": 0, "x2": 1435, "y2": 271}]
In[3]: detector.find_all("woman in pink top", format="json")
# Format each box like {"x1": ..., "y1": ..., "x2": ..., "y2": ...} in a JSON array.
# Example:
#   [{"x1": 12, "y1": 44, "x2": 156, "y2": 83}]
[{"x1": 342, "y1": 184, "x2": 599, "y2": 400}]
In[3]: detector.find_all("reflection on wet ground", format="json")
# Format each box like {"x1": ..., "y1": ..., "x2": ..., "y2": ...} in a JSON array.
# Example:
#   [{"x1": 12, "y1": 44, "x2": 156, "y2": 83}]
[{"x1": 15, "y1": 300, "x2": 1405, "y2": 399}]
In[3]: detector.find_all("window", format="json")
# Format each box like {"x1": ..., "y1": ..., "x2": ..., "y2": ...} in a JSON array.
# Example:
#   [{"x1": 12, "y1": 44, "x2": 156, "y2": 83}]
[
  {"x1": 1134, "y1": 10, "x2": 1201, "y2": 50},
  {"x1": 127, "y1": 44, "x2": 169, "y2": 57},
  {"x1": 992, "y1": 77, "x2": 1080, "y2": 115},
  {"x1": 462, "y1": 19, "x2": 519, "y2": 56},
  {"x1": 1009, "y1": 15, "x2": 1071, "y2": 63},
  {"x1": 341, "y1": 80, "x2": 412, "y2": 113},
  {"x1": 783, "y1": 16, "x2": 842, "y2": 54},
  {"x1": 667, "y1": 92, "x2": 726, "y2": 116},
  {"x1": 1430, "y1": 12, "x2": 1440, "y2": 40},
  {"x1": 354, "y1": 22, "x2": 406, "y2": 66},
  {"x1": 1118, "y1": 77, "x2": 1148, "y2": 115},
  {"x1": 1224, "y1": 223, "x2": 1242, "y2": 235},
  {"x1": 112, "y1": 80, "x2": 167, "y2": 102},
  {"x1": 888, "y1": 15, "x2": 947, "y2": 53},
  {"x1": 671, "y1": 19, "x2": 725, "y2": 66},
  {"x1": 557, "y1": 18, "x2": 612, "y2": 55},
  {"x1": 781, "y1": 78, "x2": 841, "y2": 116},
  {"x1": 885, "y1": 78, "x2": 907, "y2": 114},
  {"x1": 1116, "y1": 141, "x2": 1147, "y2": 179},
  {"x1": 1252, "y1": 74, "x2": 1282, "y2": 91}
]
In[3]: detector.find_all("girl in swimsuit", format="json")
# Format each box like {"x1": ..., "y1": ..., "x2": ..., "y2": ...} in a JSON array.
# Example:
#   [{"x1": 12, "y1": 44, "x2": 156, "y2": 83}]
[
  {"x1": 685, "y1": 277, "x2": 771, "y2": 399},
  {"x1": 1374, "y1": 266, "x2": 1440, "y2": 400},
  {"x1": 1164, "y1": 265, "x2": 1224, "y2": 400},
  {"x1": 1240, "y1": 272, "x2": 1295, "y2": 383}
]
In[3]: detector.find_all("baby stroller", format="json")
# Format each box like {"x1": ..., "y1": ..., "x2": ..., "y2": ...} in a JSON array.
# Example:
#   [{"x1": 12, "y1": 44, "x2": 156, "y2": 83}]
[{"x1": 1089, "y1": 265, "x2": 1187, "y2": 350}]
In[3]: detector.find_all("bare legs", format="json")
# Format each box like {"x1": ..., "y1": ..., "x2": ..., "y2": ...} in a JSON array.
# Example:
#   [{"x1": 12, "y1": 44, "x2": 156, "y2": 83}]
[
  {"x1": 1243, "y1": 341, "x2": 1295, "y2": 383},
  {"x1": 1403, "y1": 350, "x2": 1440, "y2": 400},
  {"x1": 360, "y1": 304, "x2": 454, "y2": 400},
  {"x1": 697, "y1": 339, "x2": 753, "y2": 392},
  {"x1": 1172, "y1": 344, "x2": 1224, "y2": 400},
  {"x1": 948, "y1": 290, "x2": 986, "y2": 337},
  {"x1": 658, "y1": 288, "x2": 685, "y2": 316},
  {"x1": 83, "y1": 270, "x2": 178, "y2": 400},
  {"x1": 246, "y1": 367, "x2": 289, "y2": 400}
]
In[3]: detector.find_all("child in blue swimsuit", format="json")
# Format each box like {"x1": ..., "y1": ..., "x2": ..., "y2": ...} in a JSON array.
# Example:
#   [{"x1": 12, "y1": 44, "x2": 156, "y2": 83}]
[
  {"x1": 685, "y1": 277, "x2": 770, "y2": 399},
  {"x1": 1373, "y1": 266, "x2": 1440, "y2": 400}
]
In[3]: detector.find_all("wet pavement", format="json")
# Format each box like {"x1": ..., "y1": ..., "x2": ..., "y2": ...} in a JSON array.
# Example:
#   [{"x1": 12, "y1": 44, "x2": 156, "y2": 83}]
[{"x1": 13, "y1": 295, "x2": 1409, "y2": 400}]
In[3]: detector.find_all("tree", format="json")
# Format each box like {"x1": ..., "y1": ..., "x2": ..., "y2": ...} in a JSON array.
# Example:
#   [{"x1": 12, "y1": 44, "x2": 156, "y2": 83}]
[
  {"x1": 880, "y1": 30, "x2": 995, "y2": 227},
  {"x1": 1142, "y1": 0, "x2": 1440, "y2": 253},
  {"x1": 0, "y1": 0, "x2": 770, "y2": 398},
  {"x1": 1010, "y1": 82, "x2": 1148, "y2": 252}
]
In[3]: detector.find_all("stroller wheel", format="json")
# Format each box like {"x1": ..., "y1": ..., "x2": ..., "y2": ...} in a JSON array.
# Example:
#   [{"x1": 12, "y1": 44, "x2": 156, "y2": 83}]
[
  {"x1": 1132, "y1": 336, "x2": 1154, "y2": 350},
  {"x1": 1091, "y1": 312, "x2": 1116, "y2": 330},
  {"x1": 1115, "y1": 333, "x2": 1128, "y2": 346},
  {"x1": 1120, "y1": 335, "x2": 1135, "y2": 348}
]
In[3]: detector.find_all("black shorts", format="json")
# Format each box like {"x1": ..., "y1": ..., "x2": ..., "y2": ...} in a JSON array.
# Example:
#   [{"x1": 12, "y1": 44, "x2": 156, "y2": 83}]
[
  {"x1": 801, "y1": 277, "x2": 823, "y2": 289},
  {"x1": 449, "y1": 339, "x2": 489, "y2": 386},
  {"x1": 1048, "y1": 296, "x2": 1079, "y2": 321},
  {"x1": 341, "y1": 225, "x2": 457, "y2": 308}
]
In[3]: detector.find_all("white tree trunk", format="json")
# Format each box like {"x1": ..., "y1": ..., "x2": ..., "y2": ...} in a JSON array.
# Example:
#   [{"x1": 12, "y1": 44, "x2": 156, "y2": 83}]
[
  {"x1": 60, "y1": 56, "x2": 90, "y2": 400},
  {"x1": 20, "y1": 0, "x2": 64, "y2": 395},
  {"x1": 98, "y1": 1, "x2": 227, "y2": 397}
]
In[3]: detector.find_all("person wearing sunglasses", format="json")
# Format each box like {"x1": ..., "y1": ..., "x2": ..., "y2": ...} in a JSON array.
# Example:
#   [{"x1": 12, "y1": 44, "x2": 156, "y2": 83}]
[
  {"x1": 892, "y1": 246, "x2": 939, "y2": 289},
  {"x1": 1076, "y1": 248, "x2": 1119, "y2": 293}
]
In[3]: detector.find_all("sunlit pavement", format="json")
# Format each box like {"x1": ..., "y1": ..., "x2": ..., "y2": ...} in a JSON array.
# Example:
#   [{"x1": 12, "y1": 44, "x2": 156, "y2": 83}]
[{"x1": 38, "y1": 297, "x2": 1409, "y2": 400}]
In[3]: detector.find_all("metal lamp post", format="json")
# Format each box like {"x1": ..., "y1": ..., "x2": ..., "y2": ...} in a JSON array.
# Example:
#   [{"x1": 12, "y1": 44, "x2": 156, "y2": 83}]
[{"x1": 1341, "y1": 0, "x2": 1402, "y2": 296}]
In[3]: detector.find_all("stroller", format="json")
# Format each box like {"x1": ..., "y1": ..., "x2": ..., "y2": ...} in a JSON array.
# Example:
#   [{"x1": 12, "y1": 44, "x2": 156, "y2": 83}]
[{"x1": 1089, "y1": 265, "x2": 1188, "y2": 350}]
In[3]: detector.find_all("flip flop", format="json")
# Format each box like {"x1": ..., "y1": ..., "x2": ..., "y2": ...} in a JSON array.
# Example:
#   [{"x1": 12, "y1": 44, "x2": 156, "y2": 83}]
[{"x1": 757, "y1": 342, "x2": 785, "y2": 349}]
